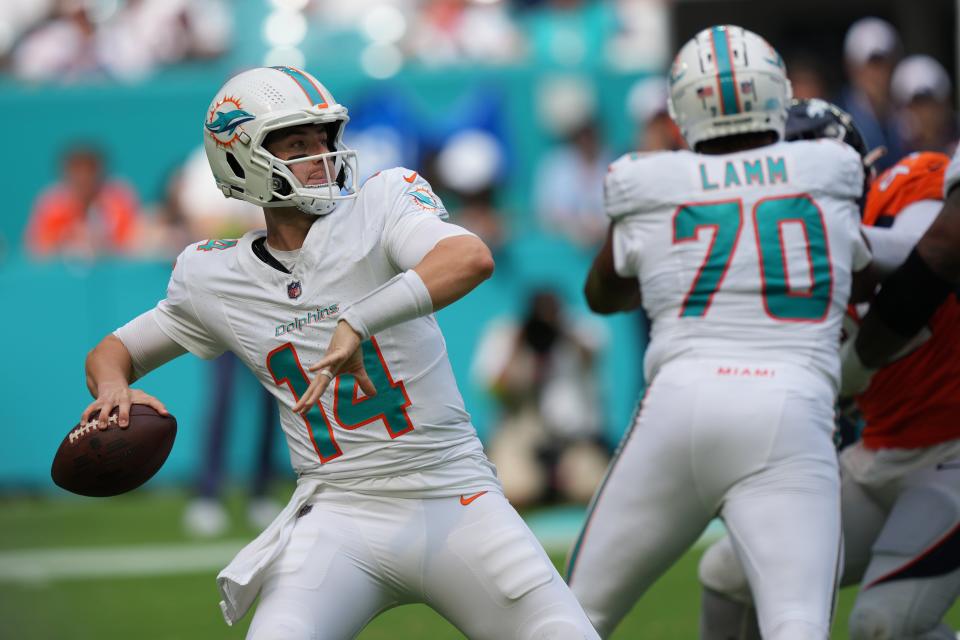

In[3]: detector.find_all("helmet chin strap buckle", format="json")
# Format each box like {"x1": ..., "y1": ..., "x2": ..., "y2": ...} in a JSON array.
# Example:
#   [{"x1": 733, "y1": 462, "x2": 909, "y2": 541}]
[{"x1": 237, "y1": 131, "x2": 251, "y2": 145}]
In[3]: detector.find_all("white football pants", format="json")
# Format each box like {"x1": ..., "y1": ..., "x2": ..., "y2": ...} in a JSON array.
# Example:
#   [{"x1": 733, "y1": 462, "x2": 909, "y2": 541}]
[
  {"x1": 700, "y1": 439, "x2": 960, "y2": 640},
  {"x1": 837, "y1": 440, "x2": 960, "y2": 639},
  {"x1": 246, "y1": 487, "x2": 599, "y2": 639},
  {"x1": 567, "y1": 358, "x2": 841, "y2": 639}
]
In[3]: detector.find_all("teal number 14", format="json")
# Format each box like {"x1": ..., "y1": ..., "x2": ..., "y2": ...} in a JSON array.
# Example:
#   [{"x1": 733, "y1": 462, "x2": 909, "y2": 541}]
[
  {"x1": 673, "y1": 194, "x2": 833, "y2": 322},
  {"x1": 266, "y1": 338, "x2": 414, "y2": 463}
]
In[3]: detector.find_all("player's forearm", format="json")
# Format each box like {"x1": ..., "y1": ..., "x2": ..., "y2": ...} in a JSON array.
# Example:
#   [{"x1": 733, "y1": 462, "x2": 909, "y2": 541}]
[
  {"x1": 855, "y1": 247, "x2": 956, "y2": 368},
  {"x1": 915, "y1": 195, "x2": 960, "y2": 283},
  {"x1": 584, "y1": 270, "x2": 642, "y2": 314},
  {"x1": 413, "y1": 235, "x2": 495, "y2": 311},
  {"x1": 85, "y1": 335, "x2": 136, "y2": 397},
  {"x1": 855, "y1": 196, "x2": 960, "y2": 367},
  {"x1": 584, "y1": 230, "x2": 641, "y2": 314}
]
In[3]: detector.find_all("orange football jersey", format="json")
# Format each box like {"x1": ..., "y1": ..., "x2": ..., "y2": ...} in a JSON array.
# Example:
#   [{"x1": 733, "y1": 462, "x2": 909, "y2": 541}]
[
  {"x1": 858, "y1": 151, "x2": 960, "y2": 449},
  {"x1": 862, "y1": 152, "x2": 947, "y2": 227}
]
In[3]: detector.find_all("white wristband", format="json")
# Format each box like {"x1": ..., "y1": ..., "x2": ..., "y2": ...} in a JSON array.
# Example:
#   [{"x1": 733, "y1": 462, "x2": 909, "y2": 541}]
[
  {"x1": 339, "y1": 270, "x2": 433, "y2": 340},
  {"x1": 839, "y1": 338, "x2": 877, "y2": 398}
]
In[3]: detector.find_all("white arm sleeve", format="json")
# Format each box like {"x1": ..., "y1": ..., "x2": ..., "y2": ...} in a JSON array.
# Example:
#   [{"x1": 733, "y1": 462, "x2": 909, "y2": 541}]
[
  {"x1": 611, "y1": 218, "x2": 641, "y2": 277},
  {"x1": 861, "y1": 226, "x2": 919, "y2": 277},
  {"x1": 379, "y1": 170, "x2": 475, "y2": 270},
  {"x1": 387, "y1": 215, "x2": 475, "y2": 271},
  {"x1": 861, "y1": 199, "x2": 941, "y2": 276},
  {"x1": 153, "y1": 251, "x2": 226, "y2": 360},
  {"x1": 113, "y1": 309, "x2": 189, "y2": 380}
]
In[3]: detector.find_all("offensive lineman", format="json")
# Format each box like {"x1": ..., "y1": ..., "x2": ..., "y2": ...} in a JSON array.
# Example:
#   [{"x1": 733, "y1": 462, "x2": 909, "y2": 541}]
[
  {"x1": 82, "y1": 66, "x2": 599, "y2": 639},
  {"x1": 699, "y1": 151, "x2": 960, "y2": 640},
  {"x1": 568, "y1": 26, "x2": 870, "y2": 639}
]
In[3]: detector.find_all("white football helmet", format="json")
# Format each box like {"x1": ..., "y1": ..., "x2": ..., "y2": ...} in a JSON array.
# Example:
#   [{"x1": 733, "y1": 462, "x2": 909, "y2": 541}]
[
  {"x1": 668, "y1": 25, "x2": 793, "y2": 150},
  {"x1": 203, "y1": 66, "x2": 359, "y2": 216}
]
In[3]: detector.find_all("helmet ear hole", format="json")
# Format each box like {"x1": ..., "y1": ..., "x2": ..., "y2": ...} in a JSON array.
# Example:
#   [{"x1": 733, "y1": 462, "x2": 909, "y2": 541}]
[
  {"x1": 225, "y1": 152, "x2": 245, "y2": 179},
  {"x1": 271, "y1": 173, "x2": 292, "y2": 196}
]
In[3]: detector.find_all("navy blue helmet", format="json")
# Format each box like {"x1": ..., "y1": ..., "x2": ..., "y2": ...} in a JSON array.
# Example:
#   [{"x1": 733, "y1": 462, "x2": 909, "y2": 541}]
[{"x1": 785, "y1": 98, "x2": 870, "y2": 162}]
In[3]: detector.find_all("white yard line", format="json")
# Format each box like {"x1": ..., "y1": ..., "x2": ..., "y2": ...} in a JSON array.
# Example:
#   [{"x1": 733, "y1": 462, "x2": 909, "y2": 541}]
[
  {"x1": 0, "y1": 521, "x2": 727, "y2": 585},
  {"x1": 0, "y1": 540, "x2": 246, "y2": 585}
]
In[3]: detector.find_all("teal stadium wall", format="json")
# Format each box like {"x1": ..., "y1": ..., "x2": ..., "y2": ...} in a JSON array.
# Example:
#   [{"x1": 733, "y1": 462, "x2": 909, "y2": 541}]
[{"x1": 0, "y1": 57, "x2": 649, "y2": 491}]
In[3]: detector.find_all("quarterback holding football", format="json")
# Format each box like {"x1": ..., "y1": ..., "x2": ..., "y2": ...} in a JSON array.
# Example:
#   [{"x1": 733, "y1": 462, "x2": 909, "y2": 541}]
[{"x1": 82, "y1": 65, "x2": 599, "y2": 639}]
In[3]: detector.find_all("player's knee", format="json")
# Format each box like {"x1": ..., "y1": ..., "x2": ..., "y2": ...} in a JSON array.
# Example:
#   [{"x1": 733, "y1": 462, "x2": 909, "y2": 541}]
[
  {"x1": 247, "y1": 619, "x2": 316, "y2": 640},
  {"x1": 699, "y1": 537, "x2": 753, "y2": 604},
  {"x1": 525, "y1": 618, "x2": 599, "y2": 640},
  {"x1": 700, "y1": 587, "x2": 761, "y2": 640},
  {"x1": 766, "y1": 619, "x2": 828, "y2": 640},
  {"x1": 874, "y1": 485, "x2": 960, "y2": 558},
  {"x1": 849, "y1": 601, "x2": 896, "y2": 640},
  {"x1": 850, "y1": 597, "x2": 953, "y2": 640}
]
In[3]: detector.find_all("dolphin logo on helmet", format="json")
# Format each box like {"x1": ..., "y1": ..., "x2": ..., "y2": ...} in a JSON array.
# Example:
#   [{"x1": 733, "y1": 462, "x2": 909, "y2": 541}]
[{"x1": 206, "y1": 109, "x2": 256, "y2": 136}]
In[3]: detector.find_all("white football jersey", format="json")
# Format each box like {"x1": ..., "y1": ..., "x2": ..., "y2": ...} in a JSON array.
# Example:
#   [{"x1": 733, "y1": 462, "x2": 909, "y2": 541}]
[
  {"x1": 946, "y1": 145, "x2": 960, "y2": 196},
  {"x1": 607, "y1": 140, "x2": 871, "y2": 389},
  {"x1": 153, "y1": 168, "x2": 499, "y2": 497}
]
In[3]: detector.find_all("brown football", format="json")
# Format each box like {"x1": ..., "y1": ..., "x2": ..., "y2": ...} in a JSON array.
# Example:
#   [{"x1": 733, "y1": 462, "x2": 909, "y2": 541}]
[{"x1": 51, "y1": 404, "x2": 177, "y2": 497}]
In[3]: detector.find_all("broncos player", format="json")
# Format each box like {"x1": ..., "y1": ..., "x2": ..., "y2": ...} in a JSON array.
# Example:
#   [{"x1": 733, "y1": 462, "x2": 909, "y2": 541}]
[
  {"x1": 82, "y1": 66, "x2": 599, "y2": 639},
  {"x1": 699, "y1": 150, "x2": 960, "y2": 640},
  {"x1": 569, "y1": 27, "x2": 871, "y2": 639}
]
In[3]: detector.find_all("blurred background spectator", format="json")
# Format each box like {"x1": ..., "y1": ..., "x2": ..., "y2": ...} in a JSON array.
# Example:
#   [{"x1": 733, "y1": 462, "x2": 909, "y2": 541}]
[
  {"x1": 786, "y1": 54, "x2": 828, "y2": 101},
  {"x1": 891, "y1": 54, "x2": 957, "y2": 155},
  {"x1": 25, "y1": 144, "x2": 141, "y2": 258},
  {"x1": 10, "y1": 0, "x2": 230, "y2": 83},
  {"x1": 533, "y1": 75, "x2": 612, "y2": 248},
  {"x1": 838, "y1": 17, "x2": 907, "y2": 172},
  {"x1": 473, "y1": 289, "x2": 610, "y2": 508},
  {"x1": 409, "y1": 0, "x2": 525, "y2": 66},
  {"x1": 12, "y1": 0, "x2": 100, "y2": 82},
  {"x1": 626, "y1": 75, "x2": 685, "y2": 152},
  {"x1": 433, "y1": 128, "x2": 510, "y2": 254},
  {"x1": 534, "y1": 117, "x2": 611, "y2": 248}
]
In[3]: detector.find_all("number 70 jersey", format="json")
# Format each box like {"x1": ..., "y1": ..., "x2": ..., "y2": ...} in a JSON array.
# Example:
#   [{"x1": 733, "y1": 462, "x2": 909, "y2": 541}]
[{"x1": 607, "y1": 139, "x2": 871, "y2": 389}]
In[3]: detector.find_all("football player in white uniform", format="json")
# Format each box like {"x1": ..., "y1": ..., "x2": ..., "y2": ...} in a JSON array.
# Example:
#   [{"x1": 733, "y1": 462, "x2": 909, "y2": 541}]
[
  {"x1": 566, "y1": 27, "x2": 871, "y2": 639},
  {"x1": 82, "y1": 66, "x2": 599, "y2": 640},
  {"x1": 698, "y1": 116, "x2": 960, "y2": 640}
]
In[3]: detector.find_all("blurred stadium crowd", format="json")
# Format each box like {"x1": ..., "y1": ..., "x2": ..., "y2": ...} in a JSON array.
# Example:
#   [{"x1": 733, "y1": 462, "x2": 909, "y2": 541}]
[
  {"x1": 0, "y1": 0, "x2": 665, "y2": 82},
  {"x1": 9, "y1": 2, "x2": 955, "y2": 258},
  {"x1": 2, "y1": 0, "x2": 958, "y2": 514}
]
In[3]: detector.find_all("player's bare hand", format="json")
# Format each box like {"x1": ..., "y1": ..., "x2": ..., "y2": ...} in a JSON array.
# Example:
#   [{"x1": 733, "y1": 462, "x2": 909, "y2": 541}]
[
  {"x1": 82, "y1": 384, "x2": 169, "y2": 430},
  {"x1": 293, "y1": 321, "x2": 377, "y2": 415}
]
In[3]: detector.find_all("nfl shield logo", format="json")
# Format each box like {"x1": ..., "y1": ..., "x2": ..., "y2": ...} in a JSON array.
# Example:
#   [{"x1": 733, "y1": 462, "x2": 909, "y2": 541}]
[{"x1": 287, "y1": 281, "x2": 302, "y2": 299}]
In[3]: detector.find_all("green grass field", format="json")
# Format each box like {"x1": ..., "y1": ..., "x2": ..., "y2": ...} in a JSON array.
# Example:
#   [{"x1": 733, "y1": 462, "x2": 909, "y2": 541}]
[{"x1": 1, "y1": 491, "x2": 957, "y2": 639}]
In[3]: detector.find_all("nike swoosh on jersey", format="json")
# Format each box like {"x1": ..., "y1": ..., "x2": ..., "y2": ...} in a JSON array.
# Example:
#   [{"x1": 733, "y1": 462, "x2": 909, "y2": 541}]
[
  {"x1": 403, "y1": 171, "x2": 417, "y2": 183},
  {"x1": 459, "y1": 491, "x2": 487, "y2": 506}
]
